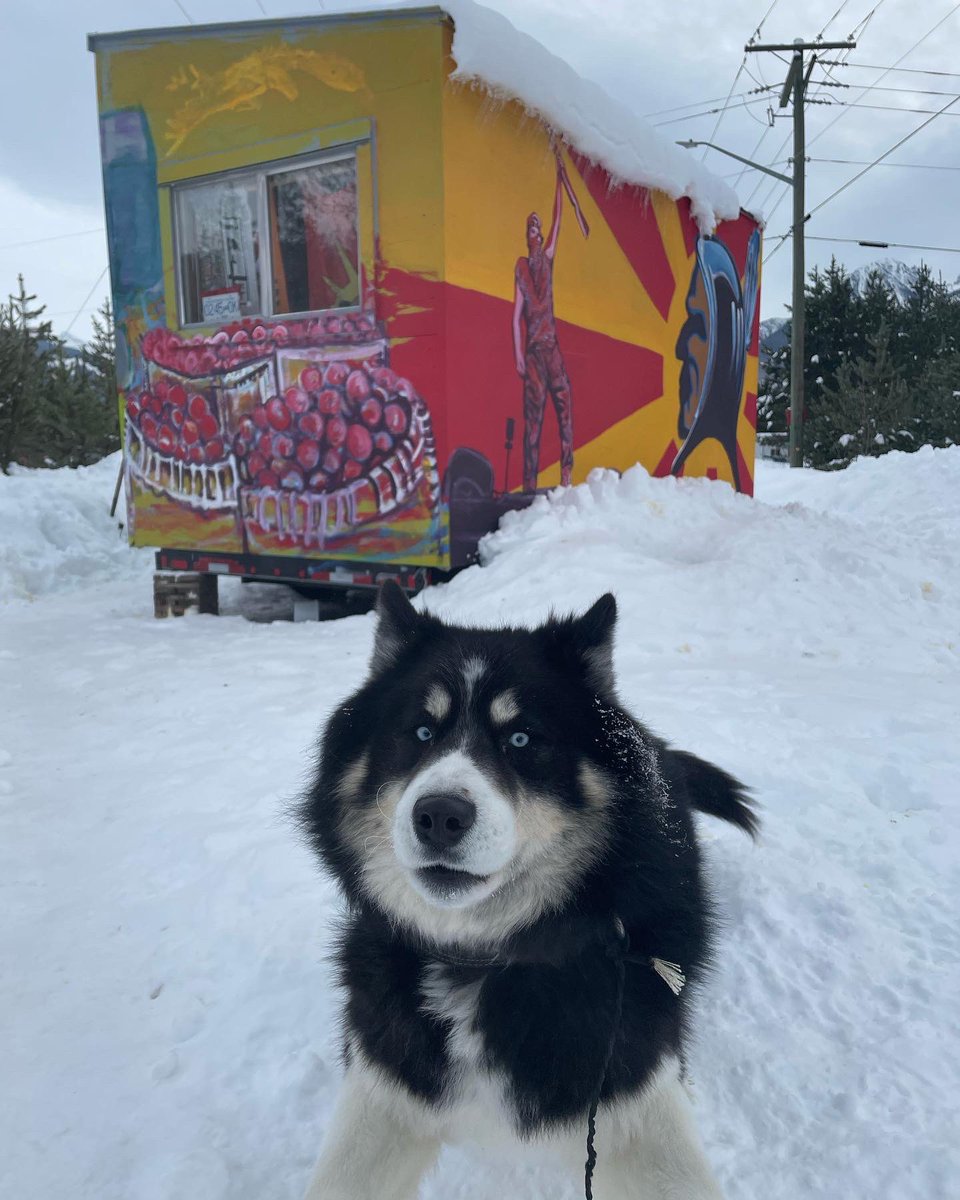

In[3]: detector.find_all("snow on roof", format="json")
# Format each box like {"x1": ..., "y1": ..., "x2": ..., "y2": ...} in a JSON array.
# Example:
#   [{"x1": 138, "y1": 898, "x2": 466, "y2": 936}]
[{"x1": 437, "y1": 0, "x2": 742, "y2": 232}]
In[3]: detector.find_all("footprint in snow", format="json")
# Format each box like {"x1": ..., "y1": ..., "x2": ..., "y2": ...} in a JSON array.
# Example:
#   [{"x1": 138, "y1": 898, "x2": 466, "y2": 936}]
[
  {"x1": 151, "y1": 1051, "x2": 180, "y2": 1083},
  {"x1": 171, "y1": 1007, "x2": 206, "y2": 1043}
]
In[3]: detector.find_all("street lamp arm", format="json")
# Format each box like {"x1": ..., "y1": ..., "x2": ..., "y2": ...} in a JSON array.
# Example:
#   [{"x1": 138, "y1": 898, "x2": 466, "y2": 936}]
[{"x1": 676, "y1": 140, "x2": 792, "y2": 185}]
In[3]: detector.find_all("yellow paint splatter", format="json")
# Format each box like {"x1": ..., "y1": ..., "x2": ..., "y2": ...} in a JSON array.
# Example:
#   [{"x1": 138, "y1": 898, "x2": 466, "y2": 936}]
[{"x1": 164, "y1": 45, "x2": 366, "y2": 155}]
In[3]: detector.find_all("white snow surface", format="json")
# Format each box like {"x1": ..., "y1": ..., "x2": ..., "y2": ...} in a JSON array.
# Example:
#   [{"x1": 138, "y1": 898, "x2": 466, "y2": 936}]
[
  {"x1": 409, "y1": 0, "x2": 741, "y2": 231},
  {"x1": 0, "y1": 453, "x2": 150, "y2": 603},
  {"x1": 2, "y1": 448, "x2": 959, "y2": 1198}
]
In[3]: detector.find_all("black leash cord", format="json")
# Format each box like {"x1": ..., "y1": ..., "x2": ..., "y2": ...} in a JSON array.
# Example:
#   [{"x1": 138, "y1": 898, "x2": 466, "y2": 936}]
[{"x1": 584, "y1": 933, "x2": 628, "y2": 1199}]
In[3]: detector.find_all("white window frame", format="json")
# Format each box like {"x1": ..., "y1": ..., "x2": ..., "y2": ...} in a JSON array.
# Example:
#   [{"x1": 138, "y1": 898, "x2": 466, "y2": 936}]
[{"x1": 171, "y1": 144, "x2": 363, "y2": 329}]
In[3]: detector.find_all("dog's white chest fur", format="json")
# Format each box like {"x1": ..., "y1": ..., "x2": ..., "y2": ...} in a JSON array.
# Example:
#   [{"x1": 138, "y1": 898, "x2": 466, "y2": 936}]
[
  {"x1": 418, "y1": 962, "x2": 520, "y2": 1148},
  {"x1": 307, "y1": 965, "x2": 724, "y2": 1199}
]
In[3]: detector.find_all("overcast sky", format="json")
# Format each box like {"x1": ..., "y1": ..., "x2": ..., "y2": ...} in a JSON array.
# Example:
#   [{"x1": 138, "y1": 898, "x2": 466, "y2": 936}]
[{"x1": 2, "y1": 0, "x2": 958, "y2": 342}]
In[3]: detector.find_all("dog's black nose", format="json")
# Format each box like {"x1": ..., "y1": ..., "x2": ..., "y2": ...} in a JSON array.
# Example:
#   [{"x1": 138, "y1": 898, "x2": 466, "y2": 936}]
[{"x1": 412, "y1": 794, "x2": 477, "y2": 850}]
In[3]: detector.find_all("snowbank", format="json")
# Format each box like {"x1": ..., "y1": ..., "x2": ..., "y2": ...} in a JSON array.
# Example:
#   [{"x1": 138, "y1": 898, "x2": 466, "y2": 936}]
[
  {"x1": 0, "y1": 453, "x2": 150, "y2": 603},
  {"x1": 413, "y1": 448, "x2": 959, "y2": 680},
  {"x1": 408, "y1": 0, "x2": 742, "y2": 231},
  {"x1": 756, "y1": 443, "x2": 960, "y2": 543}
]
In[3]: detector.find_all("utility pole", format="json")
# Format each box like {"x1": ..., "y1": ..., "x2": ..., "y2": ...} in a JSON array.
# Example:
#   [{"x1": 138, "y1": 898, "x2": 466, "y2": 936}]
[{"x1": 746, "y1": 38, "x2": 854, "y2": 466}]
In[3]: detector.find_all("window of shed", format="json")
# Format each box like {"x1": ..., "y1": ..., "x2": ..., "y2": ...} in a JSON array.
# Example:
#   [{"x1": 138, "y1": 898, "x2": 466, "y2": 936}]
[
  {"x1": 173, "y1": 151, "x2": 360, "y2": 327},
  {"x1": 175, "y1": 175, "x2": 262, "y2": 325},
  {"x1": 268, "y1": 158, "x2": 359, "y2": 314}
]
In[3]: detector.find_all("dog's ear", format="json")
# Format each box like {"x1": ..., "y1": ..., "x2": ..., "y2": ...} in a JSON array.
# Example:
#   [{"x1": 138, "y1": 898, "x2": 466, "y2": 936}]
[
  {"x1": 371, "y1": 580, "x2": 422, "y2": 673},
  {"x1": 567, "y1": 593, "x2": 618, "y2": 697}
]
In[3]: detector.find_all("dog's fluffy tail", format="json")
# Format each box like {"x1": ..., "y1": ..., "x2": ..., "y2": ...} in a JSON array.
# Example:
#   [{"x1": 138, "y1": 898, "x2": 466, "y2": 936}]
[{"x1": 661, "y1": 749, "x2": 759, "y2": 839}]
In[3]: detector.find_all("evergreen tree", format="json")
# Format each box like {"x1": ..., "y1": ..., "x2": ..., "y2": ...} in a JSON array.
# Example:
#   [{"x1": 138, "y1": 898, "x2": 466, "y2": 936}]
[
  {"x1": 759, "y1": 256, "x2": 960, "y2": 468},
  {"x1": 85, "y1": 300, "x2": 119, "y2": 421},
  {"x1": 758, "y1": 259, "x2": 878, "y2": 451},
  {"x1": 810, "y1": 323, "x2": 912, "y2": 468},
  {"x1": 803, "y1": 260, "x2": 862, "y2": 404},
  {"x1": 76, "y1": 299, "x2": 121, "y2": 463},
  {"x1": 859, "y1": 267, "x2": 896, "y2": 344},
  {"x1": 0, "y1": 276, "x2": 54, "y2": 472},
  {"x1": 897, "y1": 264, "x2": 952, "y2": 385},
  {"x1": 758, "y1": 323, "x2": 790, "y2": 434},
  {"x1": 914, "y1": 353, "x2": 960, "y2": 448},
  {"x1": 0, "y1": 280, "x2": 121, "y2": 470},
  {"x1": 37, "y1": 347, "x2": 117, "y2": 468}
]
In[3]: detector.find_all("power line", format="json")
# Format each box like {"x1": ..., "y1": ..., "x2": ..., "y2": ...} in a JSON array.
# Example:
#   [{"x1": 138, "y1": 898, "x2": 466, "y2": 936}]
[
  {"x1": 804, "y1": 235, "x2": 960, "y2": 252},
  {"x1": 752, "y1": 0, "x2": 782, "y2": 41},
  {"x1": 808, "y1": 92, "x2": 960, "y2": 216},
  {"x1": 753, "y1": 1, "x2": 894, "y2": 221},
  {"x1": 731, "y1": 125, "x2": 778, "y2": 190},
  {"x1": 807, "y1": 1, "x2": 960, "y2": 152},
  {"x1": 643, "y1": 89, "x2": 764, "y2": 119},
  {"x1": 822, "y1": 61, "x2": 960, "y2": 77},
  {"x1": 700, "y1": 0, "x2": 780, "y2": 163},
  {"x1": 765, "y1": 90, "x2": 960, "y2": 262},
  {"x1": 742, "y1": 64, "x2": 778, "y2": 125},
  {"x1": 171, "y1": 0, "x2": 194, "y2": 22},
  {"x1": 835, "y1": 100, "x2": 960, "y2": 117},
  {"x1": 701, "y1": 59, "x2": 748, "y2": 156},
  {"x1": 728, "y1": 156, "x2": 960, "y2": 179},
  {"x1": 812, "y1": 79, "x2": 960, "y2": 98},
  {"x1": 742, "y1": 42, "x2": 784, "y2": 128},
  {"x1": 809, "y1": 156, "x2": 960, "y2": 169},
  {"x1": 846, "y1": 0, "x2": 888, "y2": 38},
  {"x1": 817, "y1": 0, "x2": 855, "y2": 38},
  {"x1": 651, "y1": 96, "x2": 773, "y2": 128},
  {"x1": 0, "y1": 228, "x2": 105, "y2": 251},
  {"x1": 742, "y1": 0, "x2": 862, "y2": 209},
  {"x1": 63, "y1": 267, "x2": 109, "y2": 336},
  {"x1": 759, "y1": 2, "x2": 960, "y2": 233}
]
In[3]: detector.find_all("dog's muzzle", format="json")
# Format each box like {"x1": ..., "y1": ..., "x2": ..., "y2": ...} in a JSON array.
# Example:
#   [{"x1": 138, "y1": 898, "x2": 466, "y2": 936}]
[{"x1": 392, "y1": 751, "x2": 518, "y2": 909}]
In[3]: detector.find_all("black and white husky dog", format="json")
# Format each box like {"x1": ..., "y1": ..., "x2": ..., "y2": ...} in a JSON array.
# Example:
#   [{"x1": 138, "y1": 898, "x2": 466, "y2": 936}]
[{"x1": 300, "y1": 582, "x2": 756, "y2": 1200}]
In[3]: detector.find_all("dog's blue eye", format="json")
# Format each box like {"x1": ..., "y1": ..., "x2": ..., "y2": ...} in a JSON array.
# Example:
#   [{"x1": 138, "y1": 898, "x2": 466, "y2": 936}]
[
  {"x1": 509, "y1": 731, "x2": 530, "y2": 748},
  {"x1": 416, "y1": 725, "x2": 434, "y2": 742}
]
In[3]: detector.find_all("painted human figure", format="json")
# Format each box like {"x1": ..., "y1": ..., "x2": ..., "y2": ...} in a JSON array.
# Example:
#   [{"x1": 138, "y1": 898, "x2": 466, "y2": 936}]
[{"x1": 513, "y1": 155, "x2": 587, "y2": 491}]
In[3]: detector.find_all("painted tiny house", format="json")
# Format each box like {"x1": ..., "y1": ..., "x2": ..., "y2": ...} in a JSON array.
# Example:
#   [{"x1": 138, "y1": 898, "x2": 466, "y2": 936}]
[{"x1": 89, "y1": 6, "x2": 761, "y2": 590}]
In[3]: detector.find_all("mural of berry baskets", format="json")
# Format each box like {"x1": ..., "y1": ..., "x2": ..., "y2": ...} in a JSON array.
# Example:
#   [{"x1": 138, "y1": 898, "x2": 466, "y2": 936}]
[
  {"x1": 124, "y1": 323, "x2": 279, "y2": 513},
  {"x1": 123, "y1": 315, "x2": 440, "y2": 552},
  {"x1": 235, "y1": 356, "x2": 440, "y2": 553}
]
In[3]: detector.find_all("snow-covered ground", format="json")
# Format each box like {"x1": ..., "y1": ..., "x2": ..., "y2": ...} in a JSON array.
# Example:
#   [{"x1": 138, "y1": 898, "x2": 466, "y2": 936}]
[{"x1": 1, "y1": 448, "x2": 958, "y2": 1199}]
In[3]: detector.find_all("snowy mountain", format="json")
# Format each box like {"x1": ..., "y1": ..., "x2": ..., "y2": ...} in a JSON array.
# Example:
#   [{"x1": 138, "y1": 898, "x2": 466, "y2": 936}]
[
  {"x1": 759, "y1": 316, "x2": 789, "y2": 382},
  {"x1": 848, "y1": 258, "x2": 960, "y2": 304},
  {"x1": 37, "y1": 334, "x2": 84, "y2": 361},
  {"x1": 2, "y1": 448, "x2": 959, "y2": 1199},
  {"x1": 759, "y1": 316, "x2": 789, "y2": 351}
]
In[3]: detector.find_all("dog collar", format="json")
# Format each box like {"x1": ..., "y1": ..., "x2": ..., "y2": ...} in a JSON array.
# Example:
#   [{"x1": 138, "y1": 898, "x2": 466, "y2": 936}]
[{"x1": 426, "y1": 917, "x2": 686, "y2": 995}]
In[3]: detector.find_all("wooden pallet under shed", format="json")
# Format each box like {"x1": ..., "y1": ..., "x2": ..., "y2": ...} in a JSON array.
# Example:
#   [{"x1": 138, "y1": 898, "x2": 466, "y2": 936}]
[{"x1": 153, "y1": 572, "x2": 219, "y2": 618}]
